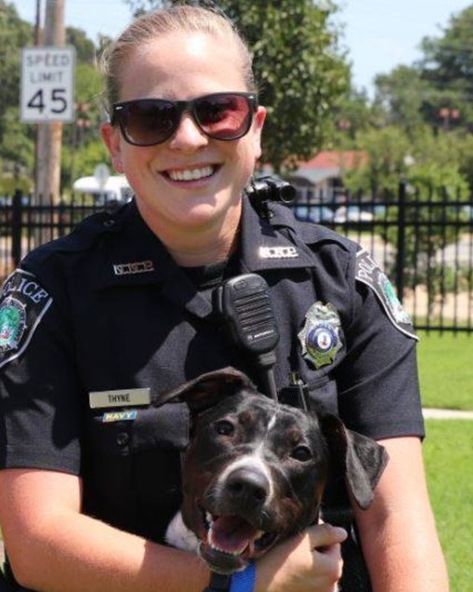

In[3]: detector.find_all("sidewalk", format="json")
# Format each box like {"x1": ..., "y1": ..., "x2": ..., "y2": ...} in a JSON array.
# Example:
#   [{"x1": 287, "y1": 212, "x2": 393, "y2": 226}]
[{"x1": 423, "y1": 408, "x2": 473, "y2": 420}]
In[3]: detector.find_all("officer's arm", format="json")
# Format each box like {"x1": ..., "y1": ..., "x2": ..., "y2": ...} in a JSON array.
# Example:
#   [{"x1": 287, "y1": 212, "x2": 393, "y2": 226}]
[
  {"x1": 353, "y1": 436, "x2": 449, "y2": 592},
  {"x1": 0, "y1": 468, "x2": 210, "y2": 592}
]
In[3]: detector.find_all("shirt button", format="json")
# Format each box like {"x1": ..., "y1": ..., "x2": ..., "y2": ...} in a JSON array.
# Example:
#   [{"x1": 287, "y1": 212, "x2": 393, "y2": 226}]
[
  {"x1": 116, "y1": 432, "x2": 129, "y2": 446},
  {"x1": 103, "y1": 219, "x2": 115, "y2": 228}
]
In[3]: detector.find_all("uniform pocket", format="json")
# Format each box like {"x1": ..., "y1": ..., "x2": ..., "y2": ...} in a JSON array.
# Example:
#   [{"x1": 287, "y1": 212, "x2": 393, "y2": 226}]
[
  {"x1": 84, "y1": 402, "x2": 189, "y2": 541},
  {"x1": 305, "y1": 375, "x2": 339, "y2": 416}
]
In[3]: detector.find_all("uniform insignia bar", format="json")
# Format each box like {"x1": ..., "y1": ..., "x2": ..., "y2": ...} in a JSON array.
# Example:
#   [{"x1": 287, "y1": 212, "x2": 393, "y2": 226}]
[
  {"x1": 113, "y1": 260, "x2": 155, "y2": 276},
  {"x1": 298, "y1": 302, "x2": 343, "y2": 369},
  {"x1": 259, "y1": 246, "x2": 299, "y2": 259}
]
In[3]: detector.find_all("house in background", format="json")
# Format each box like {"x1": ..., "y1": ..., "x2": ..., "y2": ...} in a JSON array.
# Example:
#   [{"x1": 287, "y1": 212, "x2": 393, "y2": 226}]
[{"x1": 285, "y1": 150, "x2": 367, "y2": 202}]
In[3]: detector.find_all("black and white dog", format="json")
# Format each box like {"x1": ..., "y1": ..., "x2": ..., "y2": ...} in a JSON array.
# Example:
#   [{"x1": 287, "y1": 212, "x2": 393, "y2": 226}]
[{"x1": 159, "y1": 367, "x2": 388, "y2": 577}]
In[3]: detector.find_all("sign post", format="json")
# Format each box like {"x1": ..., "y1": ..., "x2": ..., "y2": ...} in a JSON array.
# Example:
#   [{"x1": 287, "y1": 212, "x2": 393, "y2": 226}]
[{"x1": 20, "y1": 46, "x2": 76, "y2": 123}]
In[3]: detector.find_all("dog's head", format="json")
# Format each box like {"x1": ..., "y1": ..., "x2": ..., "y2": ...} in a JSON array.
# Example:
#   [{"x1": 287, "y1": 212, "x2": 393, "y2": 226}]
[{"x1": 158, "y1": 368, "x2": 388, "y2": 574}]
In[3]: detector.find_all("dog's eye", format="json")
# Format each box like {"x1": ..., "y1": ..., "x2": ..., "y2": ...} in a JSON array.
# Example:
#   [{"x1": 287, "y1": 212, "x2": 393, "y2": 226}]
[
  {"x1": 290, "y1": 445, "x2": 312, "y2": 462},
  {"x1": 214, "y1": 420, "x2": 234, "y2": 436}
]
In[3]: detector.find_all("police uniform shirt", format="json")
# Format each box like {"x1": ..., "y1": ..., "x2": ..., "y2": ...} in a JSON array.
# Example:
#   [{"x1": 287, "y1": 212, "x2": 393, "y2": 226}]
[{"x1": 0, "y1": 198, "x2": 424, "y2": 543}]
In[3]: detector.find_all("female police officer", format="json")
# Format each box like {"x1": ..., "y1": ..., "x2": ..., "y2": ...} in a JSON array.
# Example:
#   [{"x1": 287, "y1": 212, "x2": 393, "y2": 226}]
[{"x1": 0, "y1": 5, "x2": 448, "y2": 592}]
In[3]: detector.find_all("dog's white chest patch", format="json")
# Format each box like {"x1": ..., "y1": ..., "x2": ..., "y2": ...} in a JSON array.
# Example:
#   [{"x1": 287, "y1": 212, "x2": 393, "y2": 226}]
[{"x1": 165, "y1": 511, "x2": 199, "y2": 552}]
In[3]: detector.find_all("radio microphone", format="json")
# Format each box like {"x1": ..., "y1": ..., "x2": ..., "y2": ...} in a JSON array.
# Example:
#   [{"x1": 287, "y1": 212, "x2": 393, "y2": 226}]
[{"x1": 214, "y1": 273, "x2": 279, "y2": 400}]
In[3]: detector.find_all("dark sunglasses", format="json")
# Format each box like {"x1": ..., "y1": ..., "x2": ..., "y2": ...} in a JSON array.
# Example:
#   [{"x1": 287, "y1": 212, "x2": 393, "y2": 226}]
[{"x1": 111, "y1": 92, "x2": 258, "y2": 146}]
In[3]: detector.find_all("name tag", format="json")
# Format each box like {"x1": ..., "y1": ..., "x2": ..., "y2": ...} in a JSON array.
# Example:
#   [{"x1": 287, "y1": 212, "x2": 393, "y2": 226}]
[{"x1": 89, "y1": 388, "x2": 151, "y2": 409}]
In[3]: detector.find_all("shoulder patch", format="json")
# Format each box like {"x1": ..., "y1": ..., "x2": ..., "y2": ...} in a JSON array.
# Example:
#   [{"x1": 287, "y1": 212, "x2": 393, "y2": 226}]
[
  {"x1": 355, "y1": 249, "x2": 418, "y2": 340},
  {"x1": 0, "y1": 269, "x2": 53, "y2": 368}
]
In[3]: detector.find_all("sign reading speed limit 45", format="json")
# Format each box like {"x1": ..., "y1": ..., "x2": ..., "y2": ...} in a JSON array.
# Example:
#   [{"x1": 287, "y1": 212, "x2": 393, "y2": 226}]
[{"x1": 21, "y1": 46, "x2": 76, "y2": 123}]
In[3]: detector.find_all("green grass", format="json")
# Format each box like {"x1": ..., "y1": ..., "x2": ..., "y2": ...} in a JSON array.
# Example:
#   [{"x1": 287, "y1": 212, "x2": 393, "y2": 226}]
[
  {"x1": 424, "y1": 420, "x2": 473, "y2": 592},
  {"x1": 417, "y1": 332, "x2": 473, "y2": 410}
]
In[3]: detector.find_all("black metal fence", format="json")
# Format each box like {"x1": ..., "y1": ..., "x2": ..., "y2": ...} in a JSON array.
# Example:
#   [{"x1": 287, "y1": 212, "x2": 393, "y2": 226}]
[{"x1": 1, "y1": 185, "x2": 472, "y2": 333}]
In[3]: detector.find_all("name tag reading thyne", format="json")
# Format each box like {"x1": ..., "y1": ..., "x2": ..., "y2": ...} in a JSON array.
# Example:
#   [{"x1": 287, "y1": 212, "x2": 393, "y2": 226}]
[{"x1": 89, "y1": 388, "x2": 151, "y2": 409}]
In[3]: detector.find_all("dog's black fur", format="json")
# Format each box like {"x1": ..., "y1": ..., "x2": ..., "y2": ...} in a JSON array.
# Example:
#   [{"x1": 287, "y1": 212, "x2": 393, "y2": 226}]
[{"x1": 158, "y1": 368, "x2": 388, "y2": 577}]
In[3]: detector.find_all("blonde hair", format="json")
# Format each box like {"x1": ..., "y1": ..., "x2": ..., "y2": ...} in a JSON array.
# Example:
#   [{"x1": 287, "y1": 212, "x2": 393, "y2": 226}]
[{"x1": 100, "y1": 4, "x2": 256, "y2": 110}]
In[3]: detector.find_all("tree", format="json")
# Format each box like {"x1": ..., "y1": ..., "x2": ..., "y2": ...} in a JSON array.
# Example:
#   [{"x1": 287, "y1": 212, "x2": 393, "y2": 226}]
[
  {"x1": 124, "y1": 0, "x2": 349, "y2": 171},
  {"x1": 343, "y1": 126, "x2": 411, "y2": 198},
  {"x1": 419, "y1": 5, "x2": 473, "y2": 131},
  {"x1": 66, "y1": 26, "x2": 96, "y2": 64},
  {"x1": 373, "y1": 66, "x2": 429, "y2": 136},
  {"x1": 0, "y1": 1, "x2": 33, "y2": 144}
]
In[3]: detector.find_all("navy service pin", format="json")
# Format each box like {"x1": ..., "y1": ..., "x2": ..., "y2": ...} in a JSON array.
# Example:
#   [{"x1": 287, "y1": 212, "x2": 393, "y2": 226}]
[{"x1": 298, "y1": 302, "x2": 342, "y2": 369}]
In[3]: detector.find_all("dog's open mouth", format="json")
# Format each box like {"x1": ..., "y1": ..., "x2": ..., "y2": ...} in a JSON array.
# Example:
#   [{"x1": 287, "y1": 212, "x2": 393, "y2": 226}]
[{"x1": 199, "y1": 511, "x2": 277, "y2": 573}]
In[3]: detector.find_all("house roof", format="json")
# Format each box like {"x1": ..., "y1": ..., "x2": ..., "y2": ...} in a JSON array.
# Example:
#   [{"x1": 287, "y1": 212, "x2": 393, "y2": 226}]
[{"x1": 299, "y1": 150, "x2": 367, "y2": 171}]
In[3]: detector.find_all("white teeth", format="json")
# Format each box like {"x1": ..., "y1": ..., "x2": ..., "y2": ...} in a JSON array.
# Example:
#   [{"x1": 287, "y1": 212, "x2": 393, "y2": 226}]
[
  {"x1": 208, "y1": 526, "x2": 245, "y2": 556},
  {"x1": 168, "y1": 166, "x2": 214, "y2": 182}
]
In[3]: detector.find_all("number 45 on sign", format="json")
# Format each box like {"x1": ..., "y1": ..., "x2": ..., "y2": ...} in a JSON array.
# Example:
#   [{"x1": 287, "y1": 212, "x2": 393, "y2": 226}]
[{"x1": 21, "y1": 47, "x2": 76, "y2": 123}]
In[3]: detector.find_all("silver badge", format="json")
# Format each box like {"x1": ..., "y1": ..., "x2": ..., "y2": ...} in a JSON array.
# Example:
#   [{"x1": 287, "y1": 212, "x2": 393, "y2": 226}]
[{"x1": 298, "y1": 302, "x2": 342, "y2": 369}]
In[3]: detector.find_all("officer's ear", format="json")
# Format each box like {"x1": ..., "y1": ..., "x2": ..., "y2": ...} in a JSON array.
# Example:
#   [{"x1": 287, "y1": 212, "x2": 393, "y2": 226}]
[
  {"x1": 155, "y1": 367, "x2": 255, "y2": 414},
  {"x1": 318, "y1": 413, "x2": 389, "y2": 510}
]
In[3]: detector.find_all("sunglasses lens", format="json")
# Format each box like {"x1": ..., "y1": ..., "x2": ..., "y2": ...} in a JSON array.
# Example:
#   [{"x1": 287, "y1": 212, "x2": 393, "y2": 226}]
[
  {"x1": 119, "y1": 100, "x2": 178, "y2": 146},
  {"x1": 195, "y1": 94, "x2": 253, "y2": 140}
]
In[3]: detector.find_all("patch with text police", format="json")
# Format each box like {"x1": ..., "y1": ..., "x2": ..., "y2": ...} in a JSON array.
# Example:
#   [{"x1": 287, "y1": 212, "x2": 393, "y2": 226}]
[
  {"x1": 0, "y1": 269, "x2": 53, "y2": 368},
  {"x1": 355, "y1": 249, "x2": 417, "y2": 340},
  {"x1": 298, "y1": 302, "x2": 343, "y2": 369}
]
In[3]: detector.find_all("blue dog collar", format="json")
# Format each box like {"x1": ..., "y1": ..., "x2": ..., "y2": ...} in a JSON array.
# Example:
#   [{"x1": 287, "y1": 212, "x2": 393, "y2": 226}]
[{"x1": 230, "y1": 561, "x2": 256, "y2": 592}]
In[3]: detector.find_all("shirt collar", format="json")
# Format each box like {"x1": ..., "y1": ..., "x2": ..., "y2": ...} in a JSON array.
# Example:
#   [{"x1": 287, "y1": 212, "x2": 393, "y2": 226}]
[{"x1": 240, "y1": 197, "x2": 317, "y2": 271}]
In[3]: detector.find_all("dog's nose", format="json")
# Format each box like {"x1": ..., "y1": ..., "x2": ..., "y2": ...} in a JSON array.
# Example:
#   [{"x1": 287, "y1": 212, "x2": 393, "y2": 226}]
[{"x1": 225, "y1": 468, "x2": 270, "y2": 506}]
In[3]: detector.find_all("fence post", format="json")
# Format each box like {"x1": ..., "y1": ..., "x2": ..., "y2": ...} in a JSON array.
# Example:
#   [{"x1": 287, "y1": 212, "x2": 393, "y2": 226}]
[
  {"x1": 11, "y1": 189, "x2": 23, "y2": 267},
  {"x1": 396, "y1": 180, "x2": 407, "y2": 303}
]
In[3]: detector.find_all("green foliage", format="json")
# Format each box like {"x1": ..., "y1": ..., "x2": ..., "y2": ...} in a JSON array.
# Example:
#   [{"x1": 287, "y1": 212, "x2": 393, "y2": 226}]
[
  {"x1": 0, "y1": 2, "x2": 33, "y2": 142},
  {"x1": 424, "y1": 420, "x2": 473, "y2": 591},
  {"x1": 373, "y1": 66, "x2": 430, "y2": 135},
  {"x1": 125, "y1": 0, "x2": 349, "y2": 171},
  {"x1": 420, "y1": 5, "x2": 473, "y2": 131},
  {"x1": 61, "y1": 139, "x2": 110, "y2": 191},
  {"x1": 66, "y1": 26, "x2": 96, "y2": 64},
  {"x1": 343, "y1": 126, "x2": 410, "y2": 197}
]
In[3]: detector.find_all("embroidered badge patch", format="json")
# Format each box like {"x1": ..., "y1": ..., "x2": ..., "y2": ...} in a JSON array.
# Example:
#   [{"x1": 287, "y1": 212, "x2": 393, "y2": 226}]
[
  {"x1": 0, "y1": 270, "x2": 53, "y2": 368},
  {"x1": 298, "y1": 302, "x2": 343, "y2": 369},
  {"x1": 355, "y1": 249, "x2": 417, "y2": 340}
]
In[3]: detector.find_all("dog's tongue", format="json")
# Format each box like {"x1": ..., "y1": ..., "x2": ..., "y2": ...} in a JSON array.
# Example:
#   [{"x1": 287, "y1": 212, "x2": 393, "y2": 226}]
[{"x1": 209, "y1": 515, "x2": 259, "y2": 555}]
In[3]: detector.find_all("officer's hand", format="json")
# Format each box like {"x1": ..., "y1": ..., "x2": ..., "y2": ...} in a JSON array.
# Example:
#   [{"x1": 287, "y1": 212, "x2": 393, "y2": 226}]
[{"x1": 255, "y1": 523, "x2": 347, "y2": 592}]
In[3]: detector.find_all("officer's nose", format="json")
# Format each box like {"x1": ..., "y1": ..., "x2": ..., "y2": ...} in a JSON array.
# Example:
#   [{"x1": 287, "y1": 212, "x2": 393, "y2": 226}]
[
  {"x1": 168, "y1": 112, "x2": 209, "y2": 151},
  {"x1": 224, "y1": 467, "x2": 270, "y2": 507}
]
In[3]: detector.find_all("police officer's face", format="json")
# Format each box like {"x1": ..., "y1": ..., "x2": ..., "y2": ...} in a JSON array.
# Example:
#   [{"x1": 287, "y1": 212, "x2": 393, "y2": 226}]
[{"x1": 102, "y1": 31, "x2": 266, "y2": 247}]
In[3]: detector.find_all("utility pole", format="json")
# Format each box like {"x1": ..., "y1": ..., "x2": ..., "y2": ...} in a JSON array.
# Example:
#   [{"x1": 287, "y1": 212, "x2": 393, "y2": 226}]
[{"x1": 35, "y1": 0, "x2": 65, "y2": 205}]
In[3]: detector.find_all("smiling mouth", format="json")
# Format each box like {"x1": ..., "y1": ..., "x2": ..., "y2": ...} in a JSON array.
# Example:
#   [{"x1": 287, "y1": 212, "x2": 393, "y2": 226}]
[
  {"x1": 198, "y1": 509, "x2": 278, "y2": 573},
  {"x1": 164, "y1": 165, "x2": 219, "y2": 182}
]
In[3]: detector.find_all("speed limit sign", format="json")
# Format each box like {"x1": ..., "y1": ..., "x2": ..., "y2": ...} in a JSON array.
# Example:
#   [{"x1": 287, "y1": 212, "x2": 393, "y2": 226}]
[{"x1": 21, "y1": 46, "x2": 76, "y2": 123}]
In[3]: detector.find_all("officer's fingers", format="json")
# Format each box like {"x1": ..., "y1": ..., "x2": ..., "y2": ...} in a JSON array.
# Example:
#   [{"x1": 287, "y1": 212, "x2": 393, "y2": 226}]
[{"x1": 307, "y1": 523, "x2": 347, "y2": 550}]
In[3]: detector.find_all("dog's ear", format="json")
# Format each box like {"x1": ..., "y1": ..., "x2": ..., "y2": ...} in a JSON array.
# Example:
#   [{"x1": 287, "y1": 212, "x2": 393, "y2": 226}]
[
  {"x1": 155, "y1": 367, "x2": 255, "y2": 414},
  {"x1": 319, "y1": 414, "x2": 389, "y2": 510}
]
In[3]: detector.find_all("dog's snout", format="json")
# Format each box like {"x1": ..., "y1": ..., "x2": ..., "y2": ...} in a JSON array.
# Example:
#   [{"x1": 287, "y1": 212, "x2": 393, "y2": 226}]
[{"x1": 225, "y1": 467, "x2": 270, "y2": 506}]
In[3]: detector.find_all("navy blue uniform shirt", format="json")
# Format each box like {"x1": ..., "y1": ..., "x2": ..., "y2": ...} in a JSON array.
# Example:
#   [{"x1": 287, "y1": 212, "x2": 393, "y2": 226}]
[{"x1": 0, "y1": 198, "x2": 424, "y2": 543}]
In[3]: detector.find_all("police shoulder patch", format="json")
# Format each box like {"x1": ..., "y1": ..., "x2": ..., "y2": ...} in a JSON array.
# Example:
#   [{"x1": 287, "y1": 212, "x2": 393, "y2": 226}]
[
  {"x1": 355, "y1": 249, "x2": 417, "y2": 340},
  {"x1": 0, "y1": 269, "x2": 53, "y2": 368}
]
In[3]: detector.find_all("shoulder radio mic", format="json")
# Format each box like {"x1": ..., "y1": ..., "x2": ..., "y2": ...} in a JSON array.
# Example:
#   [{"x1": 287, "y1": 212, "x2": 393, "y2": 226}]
[{"x1": 214, "y1": 273, "x2": 279, "y2": 400}]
